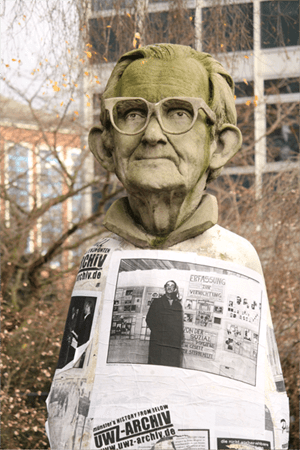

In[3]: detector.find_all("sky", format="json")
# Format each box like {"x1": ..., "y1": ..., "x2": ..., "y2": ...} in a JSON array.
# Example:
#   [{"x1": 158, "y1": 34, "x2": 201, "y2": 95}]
[{"x1": 1, "y1": 0, "x2": 83, "y2": 113}]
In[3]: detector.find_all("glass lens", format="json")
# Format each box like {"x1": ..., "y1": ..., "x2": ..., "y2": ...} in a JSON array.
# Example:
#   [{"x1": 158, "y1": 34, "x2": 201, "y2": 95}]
[
  {"x1": 160, "y1": 99, "x2": 194, "y2": 133},
  {"x1": 113, "y1": 99, "x2": 148, "y2": 133}
]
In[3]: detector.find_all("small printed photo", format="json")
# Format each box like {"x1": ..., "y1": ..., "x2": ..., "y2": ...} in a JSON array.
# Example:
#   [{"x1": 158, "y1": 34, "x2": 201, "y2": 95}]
[
  {"x1": 185, "y1": 299, "x2": 193, "y2": 310},
  {"x1": 214, "y1": 305, "x2": 223, "y2": 314},
  {"x1": 196, "y1": 313, "x2": 212, "y2": 327},
  {"x1": 236, "y1": 296, "x2": 242, "y2": 304},
  {"x1": 111, "y1": 316, "x2": 133, "y2": 337},
  {"x1": 184, "y1": 313, "x2": 194, "y2": 323},
  {"x1": 225, "y1": 338, "x2": 234, "y2": 351},
  {"x1": 244, "y1": 329, "x2": 252, "y2": 341},
  {"x1": 227, "y1": 324, "x2": 241, "y2": 337},
  {"x1": 57, "y1": 296, "x2": 97, "y2": 370}
]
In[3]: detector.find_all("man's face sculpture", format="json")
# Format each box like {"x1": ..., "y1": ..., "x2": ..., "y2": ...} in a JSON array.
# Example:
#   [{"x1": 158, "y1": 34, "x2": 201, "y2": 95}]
[
  {"x1": 102, "y1": 59, "x2": 226, "y2": 197},
  {"x1": 103, "y1": 58, "x2": 218, "y2": 196},
  {"x1": 89, "y1": 47, "x2": 242, "y2": 240}
]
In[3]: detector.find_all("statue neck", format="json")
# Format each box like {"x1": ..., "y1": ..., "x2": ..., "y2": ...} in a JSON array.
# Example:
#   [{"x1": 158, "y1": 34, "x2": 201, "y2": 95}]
[{"x1": 127, "y1": 175, "x2": 208, "y2": 236}]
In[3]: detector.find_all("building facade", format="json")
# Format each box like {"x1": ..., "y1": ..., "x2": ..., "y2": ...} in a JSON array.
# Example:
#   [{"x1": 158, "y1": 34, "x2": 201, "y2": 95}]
[{"x1": 0, "y1": 95, "x2": 83, "y2": 267}]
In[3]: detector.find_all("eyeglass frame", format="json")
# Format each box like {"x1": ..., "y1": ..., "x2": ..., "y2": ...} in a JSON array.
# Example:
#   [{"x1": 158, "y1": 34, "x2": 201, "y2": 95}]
[{"x1": 103, "y1": 96, "x2": 216, "y2": 136}]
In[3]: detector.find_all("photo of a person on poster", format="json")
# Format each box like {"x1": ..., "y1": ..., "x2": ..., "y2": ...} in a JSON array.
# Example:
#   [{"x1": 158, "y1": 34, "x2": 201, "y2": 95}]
[
  {"x1": 146, "y1": 280, "x2": 184, "y2": 367},
  {"x1": 64, "y1": 306, "x2": 79, "y2": 366},
  {"x1": 56, "y1": 296, "x2": 96, "y2": 370},
  {"x1": 77, "y1": 300, "x2": 93, "y2": 347}
]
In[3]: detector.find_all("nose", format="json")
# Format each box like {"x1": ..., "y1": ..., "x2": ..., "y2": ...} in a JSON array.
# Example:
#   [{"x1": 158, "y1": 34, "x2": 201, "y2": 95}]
[{"x1": 141, "y1": 116, "x2": 168, "y2": 146}]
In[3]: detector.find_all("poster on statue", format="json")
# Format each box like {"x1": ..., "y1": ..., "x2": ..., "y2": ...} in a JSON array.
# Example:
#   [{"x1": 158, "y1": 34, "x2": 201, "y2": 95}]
[
  {"x1": 105, "y1": 252, "x2": 262, "y2": 385},
  {"x1": 85, "y1": 249, "x2": 287, "y2": 450}
]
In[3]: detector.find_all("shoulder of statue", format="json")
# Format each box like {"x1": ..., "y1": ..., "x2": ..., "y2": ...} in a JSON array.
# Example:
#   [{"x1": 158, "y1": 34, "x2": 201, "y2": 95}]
[
  {"x1": 172, "y1": 224, "x2": 263, "y2": 276},
  {"x1": 209, "y1": 225, "x2": 264, "y2": 276}
]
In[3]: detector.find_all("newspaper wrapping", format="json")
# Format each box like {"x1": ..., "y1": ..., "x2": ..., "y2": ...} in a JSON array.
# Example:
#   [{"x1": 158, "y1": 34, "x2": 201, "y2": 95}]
[{"x1": 46, "y1": 237, "x2": 289, "y2": 450}]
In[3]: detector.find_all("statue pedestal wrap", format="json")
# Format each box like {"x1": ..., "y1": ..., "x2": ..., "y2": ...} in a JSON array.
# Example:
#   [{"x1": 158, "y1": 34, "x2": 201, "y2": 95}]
[{"x1": 46, "y1": 231, "x2": 289, "y2": 449}]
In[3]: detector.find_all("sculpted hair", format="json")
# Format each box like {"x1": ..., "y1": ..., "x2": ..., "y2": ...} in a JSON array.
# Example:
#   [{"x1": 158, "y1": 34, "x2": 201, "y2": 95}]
[{"x1": 101, "y1": 43, "x2": 237, "y2": 132}]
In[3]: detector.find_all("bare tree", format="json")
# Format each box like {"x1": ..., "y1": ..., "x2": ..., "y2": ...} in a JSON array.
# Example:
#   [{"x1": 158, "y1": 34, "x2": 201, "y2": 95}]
[{"x1": 1, "y1": 2, "x2": 124, "y2": 448}]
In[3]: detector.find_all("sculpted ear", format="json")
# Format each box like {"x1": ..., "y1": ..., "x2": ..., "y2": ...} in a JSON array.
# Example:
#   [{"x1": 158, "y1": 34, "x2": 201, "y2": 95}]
[
  {"x1": 88, "y1": 125, "x2": 115, "y2": 173},
  {"x1": 209, "y1": 124, "x2": 242, "y2": 170}
]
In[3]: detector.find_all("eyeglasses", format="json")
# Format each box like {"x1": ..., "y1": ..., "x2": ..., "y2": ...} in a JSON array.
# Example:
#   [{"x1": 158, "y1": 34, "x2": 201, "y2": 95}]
[{"x1": 104, "y1": 97, "x2": 216, "y2": 136}]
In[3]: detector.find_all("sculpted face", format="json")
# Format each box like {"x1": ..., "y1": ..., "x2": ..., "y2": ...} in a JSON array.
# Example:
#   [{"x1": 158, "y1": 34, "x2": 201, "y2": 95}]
[{"x1": 110, "y1": 57, "x2": 214, "y2": 195}]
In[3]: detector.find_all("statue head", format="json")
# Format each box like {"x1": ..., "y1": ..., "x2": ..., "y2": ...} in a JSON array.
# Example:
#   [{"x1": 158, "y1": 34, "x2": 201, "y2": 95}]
[
  {"x1": 89, "y1": 43, "x2": 241, "y2": 192},
  {"x1": 89, "y1": 44, "x2": 242, "y2": 241}
]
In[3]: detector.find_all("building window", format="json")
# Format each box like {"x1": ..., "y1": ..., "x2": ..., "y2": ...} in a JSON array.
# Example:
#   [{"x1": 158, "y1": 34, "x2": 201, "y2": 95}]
[
  {"x1": 261, "y1": 1, "x2": 299, "y2": 49},
  {"x1": 40, "y1": 150, "x2": 63, "y2": 250},
  {"x1": 235, "y1": 80, "x2": 254, "y2": 98},
  {"x1": 93, "y1": 93, "x2": 102, "y2": 125},
  {"x1": 263, "y1": 170, "x2": 299, "y2": 193},
  {"x1": 145, "y1": 11, "x2": 169, "y2": 44},
  {"x1": 266, "y1": 103, "x2": 299, "y2": 162},
  {"x1": 91, "y1": 0, "x2": 133, "y2": 11},
  {"x1": 93, "y1": 93, "x2": 101, "y2": 110},
  {"x1": 89, "y1": 14, "x2": 135, "y2": 63},
  {"x1": 229, "y1": 103, "x2": 255, "y2": 167},
  {"x1": 202, "y1": 3, "x2": 253, "y2": 53},
  {"x1": 209, "y1": 174, "x2": 255, "y2": 213},
  {"x1": 144, "y1": 9, "x2": 195, "y2": 47},
  {"x1": 264, "y1": 77, "x2": 300, "y2": 96},
  {"x1": 8, "y1": 144, "x2": 30, "y2": 211}
]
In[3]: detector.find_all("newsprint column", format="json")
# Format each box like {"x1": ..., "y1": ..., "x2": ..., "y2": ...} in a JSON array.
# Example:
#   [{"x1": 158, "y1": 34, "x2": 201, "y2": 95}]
[{"x1": 46, "y1": 44, "x2": 289, "y2": 450}]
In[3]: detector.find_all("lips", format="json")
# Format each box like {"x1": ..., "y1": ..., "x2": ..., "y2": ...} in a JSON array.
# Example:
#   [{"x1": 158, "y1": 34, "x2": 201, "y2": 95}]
[{"x1": 133, "y1": 145, "x2": 180, "y2": 166}]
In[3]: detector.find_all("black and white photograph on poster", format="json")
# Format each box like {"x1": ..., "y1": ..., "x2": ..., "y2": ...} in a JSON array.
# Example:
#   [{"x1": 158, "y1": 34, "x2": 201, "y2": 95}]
[
  {"x1": 106, "y1": 255, "x2": 263, "y2": 385},
  {"x1": 57, "y1": 295, "x2": 97, "y2": 370},
  {"x1": 217, "y1": 437, "x2": 271, "y2": 449}
]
